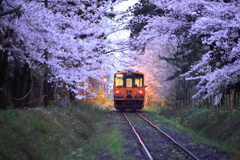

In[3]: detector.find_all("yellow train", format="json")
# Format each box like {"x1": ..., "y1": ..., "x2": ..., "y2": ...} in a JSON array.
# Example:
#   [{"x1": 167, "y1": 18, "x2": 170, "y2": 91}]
[{"x1": 113, "y1": 69, "x2": 145, "y2": 110}]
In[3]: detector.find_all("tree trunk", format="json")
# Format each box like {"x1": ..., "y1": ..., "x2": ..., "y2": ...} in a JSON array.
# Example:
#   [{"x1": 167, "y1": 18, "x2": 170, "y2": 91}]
[
  {"x1": 43, "y1": 78, "x2": 48, "y2": 107},
  {"x1": 0, "y1": 51, "x2": 8, "y2": 109}
]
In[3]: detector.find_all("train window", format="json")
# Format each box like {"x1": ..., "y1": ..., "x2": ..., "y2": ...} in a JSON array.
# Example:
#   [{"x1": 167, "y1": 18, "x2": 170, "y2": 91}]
[
  {"x1": 135, "y1": 78, "x2": 143, "y2": 87},
  {"x1": 115, "y1": 74, "x2": 123, "y2": 87},
  {"x1": 126, "y1": 78, "x2": 132, "y2": 87}
]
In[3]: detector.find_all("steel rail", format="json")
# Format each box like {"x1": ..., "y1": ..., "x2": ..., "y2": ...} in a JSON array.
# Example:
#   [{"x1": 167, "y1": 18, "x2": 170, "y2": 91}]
[
  {"x1": 137, "y1": 112, "x2": 200, "y2": 160},
  {"x1": 123, "y1": 112, "x2": 153, "y2": 160}
]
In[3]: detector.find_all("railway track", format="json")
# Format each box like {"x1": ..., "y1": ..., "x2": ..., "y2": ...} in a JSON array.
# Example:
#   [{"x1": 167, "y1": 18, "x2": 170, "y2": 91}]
[{"x1": 123, "y1": 112, "x2": 200, "y2": 160}]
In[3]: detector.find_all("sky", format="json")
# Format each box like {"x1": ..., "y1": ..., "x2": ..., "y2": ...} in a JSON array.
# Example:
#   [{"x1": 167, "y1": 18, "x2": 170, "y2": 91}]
[
  {"x1": 109, "y1": 0, "x2": 139, "y2": 41},
  {"x1": 114, "y1": 0, "x2": 139, "y2": 11}
]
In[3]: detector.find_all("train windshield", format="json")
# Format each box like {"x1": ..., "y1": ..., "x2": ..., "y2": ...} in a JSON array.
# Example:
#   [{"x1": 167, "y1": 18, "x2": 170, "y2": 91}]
[
  {"x1": 135, "y1": 77, "x2": 143, "y2": 87},
  {"x1": 115, "y1": 74, "x2": 124, "y2": 87},
  {"x1": 115, "y1": 73, "x2": 143, "y2": 87},
  {"x1": 126, "y1": 78, "x2": 133, "y2": 87}
]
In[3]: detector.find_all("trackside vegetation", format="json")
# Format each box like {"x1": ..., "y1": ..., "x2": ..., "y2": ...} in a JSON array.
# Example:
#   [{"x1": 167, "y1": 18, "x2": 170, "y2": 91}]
[
  {"x1": 143, "y1": 106, "x2": 240, "y2": 158},
  {"x1": 2, "y1": 102, "x2": 239, "y2": 159},
  {"x1": 0, "y1": 102, "x2": 126, "y2": 160}
]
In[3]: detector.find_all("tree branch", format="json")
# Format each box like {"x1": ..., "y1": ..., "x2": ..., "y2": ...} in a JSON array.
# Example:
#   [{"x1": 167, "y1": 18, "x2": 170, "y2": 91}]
[{"x1": 0, "y1": 5, "x2": 21, "y2": 17}]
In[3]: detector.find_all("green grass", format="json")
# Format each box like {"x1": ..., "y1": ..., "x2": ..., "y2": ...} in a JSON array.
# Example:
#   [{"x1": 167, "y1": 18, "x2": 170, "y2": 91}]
[
  {"x1": 65, "y1": 130, "x2": 126, "y2": 160},
  {"x1": 151, "y1": 106, "x2": 240, "y2": 156},
  {"x1": 0, "y1": 102, "x2": 128, "y2": 160},
  {"x1": 142, "y1": 106, "x2": 162, "y2": 112},
  {"x1": 3, "y1": 103, "x2": 238, "y2": 159}
]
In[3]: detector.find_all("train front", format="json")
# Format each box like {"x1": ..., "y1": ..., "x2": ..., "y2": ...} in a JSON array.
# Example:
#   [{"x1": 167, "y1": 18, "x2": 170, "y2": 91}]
[{"x1": 113, "y1": 70, "x2": 145, "y2": 110}]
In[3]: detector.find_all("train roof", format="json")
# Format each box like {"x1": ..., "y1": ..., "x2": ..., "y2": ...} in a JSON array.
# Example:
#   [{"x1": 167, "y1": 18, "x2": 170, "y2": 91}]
[
  {"x1": 122, "y1": 69, "x2": 135, "y2": 71},
  {"x1": 114, "y1": 69, "x2": 144, "y2": 75}
]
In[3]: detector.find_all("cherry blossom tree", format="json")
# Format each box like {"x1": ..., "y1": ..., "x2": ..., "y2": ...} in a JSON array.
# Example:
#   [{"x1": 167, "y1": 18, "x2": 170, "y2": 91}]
[
  {"x1": 0, "y1": 0, "x2": 128, "y2": 107},
  {"x1": 129, "y1": 35, "x2": 178, "y2": 106},
  {"x1": 129, "y1": 0, "x2": 240, "y2": 101}
]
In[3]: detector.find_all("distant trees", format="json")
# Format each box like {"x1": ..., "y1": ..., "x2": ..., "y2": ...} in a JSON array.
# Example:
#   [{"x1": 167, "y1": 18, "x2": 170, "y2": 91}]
[{"x1": 129, "y1": 0, "x2": 240, "y2": 107}]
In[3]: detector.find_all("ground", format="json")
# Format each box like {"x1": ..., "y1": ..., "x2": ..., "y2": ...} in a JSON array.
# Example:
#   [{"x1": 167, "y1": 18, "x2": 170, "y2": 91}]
[{"x1": 106, "y1": 110, "x2": 231, "y2": 160}]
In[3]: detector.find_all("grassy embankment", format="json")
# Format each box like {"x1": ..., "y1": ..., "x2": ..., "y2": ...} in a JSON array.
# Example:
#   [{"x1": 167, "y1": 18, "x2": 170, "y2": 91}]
[
  {"x1": 0, "y1": 102, "x2": 126, "y2": 160},
  {"x1": 143, "y1": 106, "x2": 240, "y2": 158},
  {"x1": 2, "y1": 100, "x2": 239, "y2": 159}
]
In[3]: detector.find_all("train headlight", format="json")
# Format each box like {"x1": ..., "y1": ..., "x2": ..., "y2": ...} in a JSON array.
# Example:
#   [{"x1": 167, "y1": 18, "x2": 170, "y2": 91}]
[
  {"x1": 137, "y1": 90, "x2": 143, "y2": 94},
  {"x1": 115, "y1": 90, "x2": 122, "y2": 94}
]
